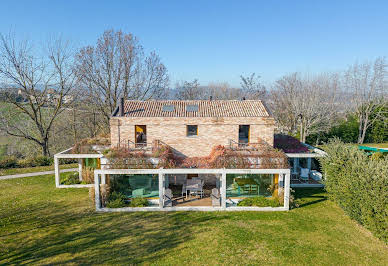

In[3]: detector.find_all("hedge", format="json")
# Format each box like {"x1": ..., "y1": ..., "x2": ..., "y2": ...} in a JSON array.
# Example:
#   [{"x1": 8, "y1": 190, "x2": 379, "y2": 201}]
[
  {"x1": 319, "y1": 139, "x2": 388, "y2": 243},
  {"x1": 0, "y1": 156, "x2": 54, "y2": 169}
]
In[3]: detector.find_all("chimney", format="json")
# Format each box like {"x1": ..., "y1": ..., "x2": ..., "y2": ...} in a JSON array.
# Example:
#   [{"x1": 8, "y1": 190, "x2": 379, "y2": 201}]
[
  {"x1": 209, "y1": 95, "x2": 213, "y2": 101},
  {"x1": 119, "y1": 97, "x2": 124, "y2": 116}
]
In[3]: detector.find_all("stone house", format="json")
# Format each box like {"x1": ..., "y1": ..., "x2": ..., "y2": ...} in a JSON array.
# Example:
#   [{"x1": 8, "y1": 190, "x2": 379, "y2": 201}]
[
  {"x1": 110, "y1": 99, "x2": 275, "y2": 157},
  {"x1": 54, "y1": 99, "x2": 294, "y2": 212}
]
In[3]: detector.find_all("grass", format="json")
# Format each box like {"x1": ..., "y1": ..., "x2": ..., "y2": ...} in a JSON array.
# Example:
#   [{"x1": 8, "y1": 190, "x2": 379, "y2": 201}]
[
  {"x1": 362, "y1": 143, "x2": 388, "y2": 148},
  {"x1": 0, "y1": 164, "x2": 77, "y2": 176},
  {"x1": 0, "y1": 176, "x2": 387, "y2": 265}
]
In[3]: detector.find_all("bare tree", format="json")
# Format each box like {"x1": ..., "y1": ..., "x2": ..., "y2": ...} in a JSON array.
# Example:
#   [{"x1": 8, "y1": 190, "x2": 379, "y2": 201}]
[
  {"x1": 344, "y1": 57, "x2": 388, "y2": 144},
  {"x1": 175, "y1": 79, "x2": 205, "y2": 100},
  {"x1": 207, "y1": 82, "x2": 242, "y2": 100},
  {"x1": 75, "y1": 29, "x2": 169, "y2": 126},
  {"x1": 240, "y1": 73, "x2": 267, "y2": 99},
  {"x1": 0, "y1": 34, "x2": 75, "y2": 156},
  {"x1": 270, "y1": 72, "x2": 341, "y2": 143}
]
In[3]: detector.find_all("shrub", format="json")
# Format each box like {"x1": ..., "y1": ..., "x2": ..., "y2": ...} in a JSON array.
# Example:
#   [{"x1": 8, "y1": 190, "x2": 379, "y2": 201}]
[
  {"x1": 61, "y1": 172, "x2": 81, "y2": 185},
  {"x1": 82, "y1": 167, "x2": 94, "y2": 184},
  {"x1": 129, "y1": 197, "x2": 149, "y2": 207},
  {"x1": 319, "y1": 139, "x2": 388, "y2": 243},
  {"x1": 33, "y1": 156, "x2": 53, "y2": 166},
  {"x1": 370, "y1": 152, "x2": 385, "y2": 161},
  {"x1": 0, "y1": 156, "x2": 18, "y2": 169},
  {"x1": 17, "y1": 158, "x2": 34, "y2": 168},
  {"x1": 237, "y1": 196, "x2": 281, "y2": 207},
  {"x1": 106, "y1": 191, "x2": 127, "y2": 208}
]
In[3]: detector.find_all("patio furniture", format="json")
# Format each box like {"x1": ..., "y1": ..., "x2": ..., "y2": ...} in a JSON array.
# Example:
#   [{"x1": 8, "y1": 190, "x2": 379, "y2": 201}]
[
  {"x1": 182, "y1": 178, "x2": 204, "y2": 198},
  {"x1": 235, "y1": 178, "x2": 259, "y2": 195},
  {"x1": 310, "y1": 170, "x2": 322, "y2": 181},
  {"x1": 211, "y1": 188, "x2": 221, "y2": 207},
  {"x1": 300, "y1": 168, "x2": 310, "y2": 182},
  {"x1": 164, "y1": 188, "x2": 173, "y2": 207}
]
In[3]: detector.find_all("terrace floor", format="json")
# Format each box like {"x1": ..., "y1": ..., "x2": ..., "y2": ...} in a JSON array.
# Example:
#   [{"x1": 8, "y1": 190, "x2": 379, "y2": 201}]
[{"x1": 174, "y1": 196, "x2": 212, "y2": 207}]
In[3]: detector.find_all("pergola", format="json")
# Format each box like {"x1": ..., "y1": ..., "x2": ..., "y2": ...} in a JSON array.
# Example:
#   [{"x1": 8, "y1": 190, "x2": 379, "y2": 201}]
[{"x1": 93, "y1": 168, "x2": 291, "y2": 212}]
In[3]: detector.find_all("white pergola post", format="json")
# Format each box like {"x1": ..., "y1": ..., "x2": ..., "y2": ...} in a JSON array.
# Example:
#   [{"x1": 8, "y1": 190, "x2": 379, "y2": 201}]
[
  {"x1": 158, "y1": 171, "x2": 164, "y2": 208},
  {"x1": 221, "y1": 170, "x2": 226, "y2": 209},
  {"x1": 293, "y1": 158, "x2": 298, "y2": 173},
  {"x1": 307, "y1": 157, "x2": 312, "y2": 171},
  {"x1": 284, "y1": 173, "x2": 290, "y2": 210},
  {"x1": 54, "y1": 156, "x2": 60, "y2": 187},
  {"x1": 78, "y1": 159, "x2": 83, "y2": 181},
  {"x1": 94, "y1": 172, "x2": 101, "y2": 210}
]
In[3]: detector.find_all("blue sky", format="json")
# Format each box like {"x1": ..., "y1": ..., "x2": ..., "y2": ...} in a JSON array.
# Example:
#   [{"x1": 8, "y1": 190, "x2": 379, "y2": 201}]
[{"x1": 1, "y1": 0, "x2": 387, "y2": 87}]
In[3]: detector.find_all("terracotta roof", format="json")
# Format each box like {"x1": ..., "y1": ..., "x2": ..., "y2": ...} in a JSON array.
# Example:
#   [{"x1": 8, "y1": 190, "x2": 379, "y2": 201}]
[{"x1": 119, "y1": 100, "x2": 271, "y2": 117}]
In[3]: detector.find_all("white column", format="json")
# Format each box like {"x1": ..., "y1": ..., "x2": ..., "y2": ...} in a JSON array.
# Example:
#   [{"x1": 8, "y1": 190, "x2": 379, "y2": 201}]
[
  {"x1": 284, "y1": 172, "x2": 290, "y2": 210},
  {"x1": 101, "y1": 157, "x2": 107, "y2": 185},
  {"x1": 158, "y1": 170, "x2": 164, "y2": 209},
  {"x1": 293, "y1": 158, "x2": 298, "y2": 173},
  {"x1": 94, "y1": 172, "x2": 101, "y2": 210},
  {"x1": 221, "y1": 170, "x2": 226, "y2": 209},
  {"x1": 54, "y1": 156, "x2": 60, "y2": 187},
  {"x1": 78, "y1": 159, "x2": 83, "y2": 181},
  {"x1": 307, "y1": 157, "x2": 312, "y2": 171}
]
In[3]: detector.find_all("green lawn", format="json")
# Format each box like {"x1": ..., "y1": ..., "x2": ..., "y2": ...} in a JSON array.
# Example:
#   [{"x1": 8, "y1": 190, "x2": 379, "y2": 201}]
[
  {"x1": 0, "y1": 163, "x2": 77, "y2": 176},
  {"x1": 0, "y1": 176, "x2": 387, "y2": 265}
]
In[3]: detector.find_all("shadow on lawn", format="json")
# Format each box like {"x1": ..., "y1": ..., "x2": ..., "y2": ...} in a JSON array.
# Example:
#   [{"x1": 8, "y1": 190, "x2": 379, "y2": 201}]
[
  {"x1": 293, "y1": 187, "x2": 327, "y2": 208},
  {"x1": 2, "y1": 201, "x2": 227, "y2": 265}
]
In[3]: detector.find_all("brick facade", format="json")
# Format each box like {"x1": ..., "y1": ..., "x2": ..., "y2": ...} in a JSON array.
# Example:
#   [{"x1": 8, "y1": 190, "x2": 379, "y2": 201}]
[{"x1": 110, "y1": 116, "x2": 275, "y2": 157}]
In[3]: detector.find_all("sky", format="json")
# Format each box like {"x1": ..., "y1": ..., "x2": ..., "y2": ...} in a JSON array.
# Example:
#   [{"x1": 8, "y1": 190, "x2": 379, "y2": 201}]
[{"x1": 1, "y1": 0, "x2": 387, "y2": 87}]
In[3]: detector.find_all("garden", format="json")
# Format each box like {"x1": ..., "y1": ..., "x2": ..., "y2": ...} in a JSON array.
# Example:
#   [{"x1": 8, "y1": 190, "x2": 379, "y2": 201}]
[{"x1": 0, "y1": 174, "x2": 387, "y2": 264}]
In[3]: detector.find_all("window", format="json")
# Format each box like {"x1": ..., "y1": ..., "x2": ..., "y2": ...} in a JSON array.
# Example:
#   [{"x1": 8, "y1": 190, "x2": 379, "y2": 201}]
[
  {"x1": 162, "y1": 105, "x2": 175, "y2": 112},
  {"x1": 238, "y1": 125, "x2": 250, "y2": 144},
  {"x1": 186, "y1": 104, "x2": 199, "y2": 112},
  {"x1": 186, "y1": 125, "x2": 198, "y2": 137}
]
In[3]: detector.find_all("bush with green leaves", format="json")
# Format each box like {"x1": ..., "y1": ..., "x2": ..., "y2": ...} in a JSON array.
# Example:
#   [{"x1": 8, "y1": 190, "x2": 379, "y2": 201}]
[
  {"x1": 0, "y1": 156, "x2": 18, "y2": 169},
  {"x1": 237, "y1": 196, "x2": 281, "y2": 207},
  {"x1": 106, "y1": 191, "x2": 127, "y2": 208},
  {"x1": 0, "y1": 155, "x2": 54, "y2": 169},
  {"x1": 129, "y1": 197, "x2": 149, "y2": 207},
  {"x1": 319, "y1": 139, "x2": 388, "y2": 243},
  {"x1": 61, "y1": 172, "x2": 81, "y2": 185}
]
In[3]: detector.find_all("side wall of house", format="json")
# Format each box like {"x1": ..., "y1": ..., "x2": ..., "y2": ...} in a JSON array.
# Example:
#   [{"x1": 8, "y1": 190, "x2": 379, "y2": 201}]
[{"x1": 110, "y1": 117, "x2": 274, "y2": 157}]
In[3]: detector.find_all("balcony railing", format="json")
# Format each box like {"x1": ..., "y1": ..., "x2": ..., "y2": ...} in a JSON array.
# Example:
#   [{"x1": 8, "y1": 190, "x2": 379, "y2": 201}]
[
  {"x1": 229, "y1": 139, "x2": 262, "y2": 151},
  {"x1": 117, "y1": 139, "x2": 167, "y2": 152}
]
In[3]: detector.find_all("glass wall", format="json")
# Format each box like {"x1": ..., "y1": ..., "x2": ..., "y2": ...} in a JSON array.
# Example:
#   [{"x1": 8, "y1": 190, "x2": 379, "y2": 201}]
[
  {"x1": 226, "y1": 174, "x2": 273, "y2": 198},
  {"x1": 110, "y1": 174, "x2": 159, "y2": 198}
]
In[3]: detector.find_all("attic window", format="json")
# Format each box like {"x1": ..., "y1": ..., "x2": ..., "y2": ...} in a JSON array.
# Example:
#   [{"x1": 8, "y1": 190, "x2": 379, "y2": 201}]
[
  {"x1": 186, "y1": 104, "x2": 198, "y2": 112},
  {"x1": 162, "y1": 105, "x2": 175, "y2": 112}
]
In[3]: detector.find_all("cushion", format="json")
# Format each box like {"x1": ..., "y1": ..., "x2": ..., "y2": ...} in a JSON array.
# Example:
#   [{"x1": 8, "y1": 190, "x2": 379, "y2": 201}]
[
  {"x1": 132, "y1": 188, "x2": 146, "y2": 197},
  {"x1": 300, "y1": 168, "x2": 310, "y2": 178}
]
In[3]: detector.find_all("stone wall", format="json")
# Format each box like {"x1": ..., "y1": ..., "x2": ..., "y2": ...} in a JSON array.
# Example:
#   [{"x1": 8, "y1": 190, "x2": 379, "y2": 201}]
[{"x1": 110, "y1": 116, "x2": 275, "y2": 157}]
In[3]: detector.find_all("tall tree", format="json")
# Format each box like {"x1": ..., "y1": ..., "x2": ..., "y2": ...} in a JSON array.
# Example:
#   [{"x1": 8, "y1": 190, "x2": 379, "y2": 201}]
[
  {"x1": 75, "y1": 29, "x2": 169, "y2": 126},
  {"x1": 0, "y1": 34, "x2": 75, "y2": 156},
  {"x1": 175, "y1": 79, "x2": 204, "y2": 100},
  {"x1": 240, "y1": 73, "x2": 267, "y2": 99},
  {"x1": 344, "y1": 57, "x2": 388, "y2": 144},
  {"x1": 207, "y1": 82, "x2": 242, "y2": 100},
  {"x1": 270, "y1": 72, "x2": 341, "y2": 142}
]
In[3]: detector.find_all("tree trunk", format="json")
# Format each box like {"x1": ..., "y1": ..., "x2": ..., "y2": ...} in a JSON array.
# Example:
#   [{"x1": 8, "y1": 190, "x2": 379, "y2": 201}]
[
  {"x1": 41, "y1": 138, "x2": 50, "y2": 157},
  {"x1": 357, "y1": 113, "x2": 364, "y2": 144}
]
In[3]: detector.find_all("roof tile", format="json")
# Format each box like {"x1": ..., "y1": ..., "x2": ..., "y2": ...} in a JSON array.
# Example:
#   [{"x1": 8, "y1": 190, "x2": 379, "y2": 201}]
[{"x1": 121, "y1": 100, "x2": 270, "y2": 117}]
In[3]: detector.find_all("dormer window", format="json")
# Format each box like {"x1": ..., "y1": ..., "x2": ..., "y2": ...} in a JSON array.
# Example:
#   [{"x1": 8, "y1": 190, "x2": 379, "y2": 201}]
[
  {"x1": 162, "y1": 105, "x2": 175, "y2": 112},
  {"x1": 186, "y1": 104, "x2": 198, "y2": 112}
]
